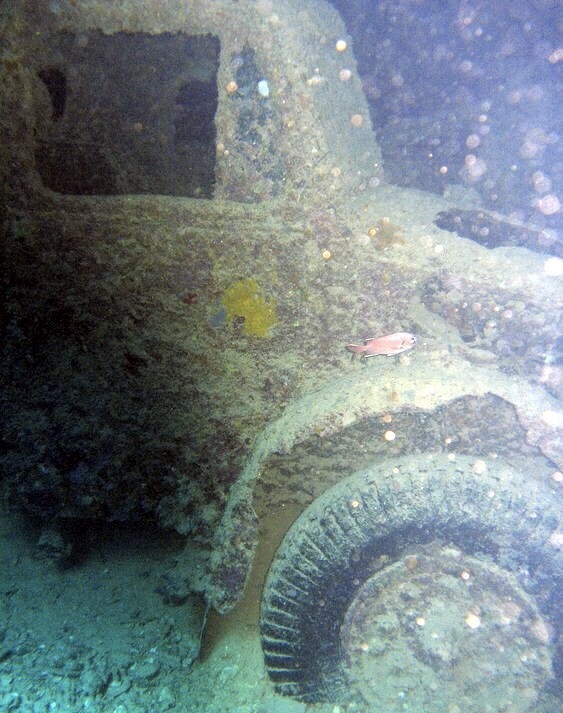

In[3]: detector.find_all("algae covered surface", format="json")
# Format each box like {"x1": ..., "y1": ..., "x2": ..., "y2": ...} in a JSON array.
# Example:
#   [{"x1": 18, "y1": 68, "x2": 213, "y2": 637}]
[
  {"x1": 1, "y1": 196, "x2": 285, "y2": 536},
  {"x1": 1, "y1": 149, "x2": 561, "y2": 713},
  {"x1": 2, "y1": 186, "x2": 560, "y2": 610}
]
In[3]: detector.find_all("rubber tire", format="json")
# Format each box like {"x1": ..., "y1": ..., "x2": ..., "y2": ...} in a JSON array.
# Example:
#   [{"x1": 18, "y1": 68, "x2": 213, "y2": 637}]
[{"x1": 260, "y1": 454, "x2": 561, "y2": 702}]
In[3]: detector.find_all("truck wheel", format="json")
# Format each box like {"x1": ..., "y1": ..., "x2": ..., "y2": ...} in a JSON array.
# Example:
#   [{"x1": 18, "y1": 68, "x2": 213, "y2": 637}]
[{"x1": 260, "y1": 454, "x2": 561, "y2": 709}]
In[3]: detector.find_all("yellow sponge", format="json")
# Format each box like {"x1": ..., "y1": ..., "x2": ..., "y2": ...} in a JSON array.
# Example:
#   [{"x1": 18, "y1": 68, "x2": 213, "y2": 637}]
[{"x1": 222, "y1": 278, "x2": 277, "y2": 337}]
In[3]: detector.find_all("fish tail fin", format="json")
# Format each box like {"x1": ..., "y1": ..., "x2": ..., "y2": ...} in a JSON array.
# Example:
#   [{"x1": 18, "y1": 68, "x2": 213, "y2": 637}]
[{"x1": 346, "y1": 344, "x2": 366, "y2": 354}]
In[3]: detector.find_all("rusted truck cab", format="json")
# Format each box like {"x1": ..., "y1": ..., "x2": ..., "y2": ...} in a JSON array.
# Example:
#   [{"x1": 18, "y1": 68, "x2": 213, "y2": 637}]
[{"x1": 1, "y1": 1, "x2": 560, "y2": 708}]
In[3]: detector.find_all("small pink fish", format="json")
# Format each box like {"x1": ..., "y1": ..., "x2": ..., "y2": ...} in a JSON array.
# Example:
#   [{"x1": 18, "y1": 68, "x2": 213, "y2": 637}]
[{"x1": 346, "y1": 331, "x2": 416, "y2": 357}]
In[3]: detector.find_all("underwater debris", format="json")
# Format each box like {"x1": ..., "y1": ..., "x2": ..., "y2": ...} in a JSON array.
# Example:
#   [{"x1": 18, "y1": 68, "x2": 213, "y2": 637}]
[
  {"x1": 221, "y1": 278, "x2": 277, "y2": 337},
  {"x1": 434, "y1": 208, "x2": 562, "y2": 257}
]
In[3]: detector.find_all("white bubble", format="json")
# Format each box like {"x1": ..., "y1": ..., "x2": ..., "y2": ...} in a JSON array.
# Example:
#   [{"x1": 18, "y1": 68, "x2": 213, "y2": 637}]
[
  {"x1": 532, "y1": 171, "x2": 552, "y2": 193},
  {"x1": 536, "y1": 194, "x2": 560, "y2": 216},
  {"x1": 527, "y1": 84, "x2": 544, "y2": 101},
  {"x1": 520, "y1": 127, "x2": 555, "y2": 160},
  {"x1": 506, "y1": 89, "x2": 522, "y2": 105},
  {"x1": 257, "y1": 79, "x2": 270, "y2": 97},
  {"x1": 519, "y1": 140, "x2": 540, "y2": 159},
  {"x1": 391, "y1": 73, "x2": 404, "y2": 88},
  {"x1": 464, "y1": 154, "x2": 487, "y2": 180}
]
